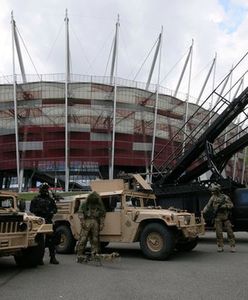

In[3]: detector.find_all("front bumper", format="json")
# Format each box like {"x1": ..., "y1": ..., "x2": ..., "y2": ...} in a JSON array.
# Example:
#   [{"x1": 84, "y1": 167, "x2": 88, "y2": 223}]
[
  {"x1": 37, "y1": 223, "x2": 53, "y2": 234},
  {"x1": 177, "y1": 215, "x2": 205, "y2": 238}
]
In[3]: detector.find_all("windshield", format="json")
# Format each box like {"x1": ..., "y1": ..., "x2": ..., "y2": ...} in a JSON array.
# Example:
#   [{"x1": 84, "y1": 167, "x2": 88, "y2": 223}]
[
  {"x1": 0, "y1": 196, "x2": 14, "y2": 209},
  {"x1": 125, "y1": 196, "x2": 156, "y2": 207},
  {"x1": 143, "y1": 198, "x2": 156, "y2": 207}
]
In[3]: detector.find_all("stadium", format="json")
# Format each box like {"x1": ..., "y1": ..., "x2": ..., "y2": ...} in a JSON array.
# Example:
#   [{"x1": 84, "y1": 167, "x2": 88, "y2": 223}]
[{"x1": 0, "y1": 14, "x2": 247, "y2": 192}]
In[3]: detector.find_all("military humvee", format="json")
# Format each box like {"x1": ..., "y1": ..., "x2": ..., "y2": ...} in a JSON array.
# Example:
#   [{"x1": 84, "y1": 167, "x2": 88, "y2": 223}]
[
  {"x1": 53, "y1": 174, "x2": 205, "y2": 260},
  {"x1": 0, "y1": 191, "x2": 53, "y2": 267}
]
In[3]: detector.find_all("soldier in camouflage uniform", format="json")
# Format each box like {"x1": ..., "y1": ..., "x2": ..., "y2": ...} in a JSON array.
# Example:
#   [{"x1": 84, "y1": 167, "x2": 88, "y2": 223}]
[
  {"x1": 76, "y1": 191, "x2": 106, "y2": 262},
  {"x1": 203, "y1": 183, "x2": 236, "y2": 253},
  {"x1": 30, "y1": 182, "x2": 59, "y2": 264}
]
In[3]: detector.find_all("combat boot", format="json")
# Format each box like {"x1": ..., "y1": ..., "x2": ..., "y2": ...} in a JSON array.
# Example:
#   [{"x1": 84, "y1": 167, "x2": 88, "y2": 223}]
[
  {"x1": 217, "y1": 246, "x2": 224, "y2": 252},
  {"x1": 50, "y1": 256, "x2": 59, "y2": 264},
  {"x1": 76, "y1": 255, "x2": 88, "y2": 263}
]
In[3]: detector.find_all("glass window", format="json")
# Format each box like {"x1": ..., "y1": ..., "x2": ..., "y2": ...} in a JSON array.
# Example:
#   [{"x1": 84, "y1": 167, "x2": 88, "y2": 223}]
[
  {"x1": 0, "y1": 197, "x2": 14, "y2": 208},
  {"x1": 236, "y1": 190, "x2": 248, "y2": 207},
  {"x1": 126, "y1": 196, "x2": 140, "y2": 207},
  {"x1": 144, "y1": 198, "x2": 156, "y2": 207}
]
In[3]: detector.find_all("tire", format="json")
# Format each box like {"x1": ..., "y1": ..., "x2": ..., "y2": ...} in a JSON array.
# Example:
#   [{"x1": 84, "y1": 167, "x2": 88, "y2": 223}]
[
  {"x1": 175, "y1": 237, "x2": 199, "y2": 252},
  {"x1": 14, "y1": 234, "x2": 45, "y2": 267},
  {"x1": 140, "y1": 223, "x2": 175, "y2": 260},
  {"x1": 55, "y1": 225, "x2": 76, "y2": 254}
]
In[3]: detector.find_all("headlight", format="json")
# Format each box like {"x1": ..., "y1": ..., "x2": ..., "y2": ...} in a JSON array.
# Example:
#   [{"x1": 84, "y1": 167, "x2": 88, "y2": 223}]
[
  {"x1": 184, "y1": 215, "x2": 191, "y2": 225},
  {"x1": 18, "y1": 222, "x2": 27, "y2": 231},
  {"x1": 178, "y1": 215, "x2": 191, "y2": 225},
  {"x1": 37, "y1": 218, "x2": 44, "y2": 225}
]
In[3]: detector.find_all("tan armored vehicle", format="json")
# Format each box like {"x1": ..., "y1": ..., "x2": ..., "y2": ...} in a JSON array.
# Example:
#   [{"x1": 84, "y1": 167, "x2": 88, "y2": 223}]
[
  {"x1": 53, "y1": 174, "x2": 205, "y2": 260},
  {"x1": 0, "y1": 191, "x2": 53, "y2": 267}
]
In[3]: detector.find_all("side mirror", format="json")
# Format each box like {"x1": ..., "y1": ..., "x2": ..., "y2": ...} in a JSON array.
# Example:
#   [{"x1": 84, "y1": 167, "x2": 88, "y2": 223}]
[{"x1": 18, "y1": 200, "x2": 26, "y2": 212}]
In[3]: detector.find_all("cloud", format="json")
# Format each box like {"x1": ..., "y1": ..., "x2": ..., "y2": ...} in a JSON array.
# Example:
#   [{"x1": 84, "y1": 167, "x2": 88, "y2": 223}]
[
  {"x1": 0, "y1": 0, "x2": 248, "y2": 100},
  {"x1": 218, "y1": 0, "x2": 248, "y2": 33}
]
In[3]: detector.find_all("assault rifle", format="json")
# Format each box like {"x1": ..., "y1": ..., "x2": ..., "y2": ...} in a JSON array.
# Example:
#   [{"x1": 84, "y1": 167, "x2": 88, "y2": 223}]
[
  {"x1": 203, "y1": 194, "x2": 227, "y2": 224},
  {"x1": 212, "y1": 194, "x2": 227, "y2": 219},
  {"x1": 51, "y1": 191, "x2": 63, "y2": 202}
]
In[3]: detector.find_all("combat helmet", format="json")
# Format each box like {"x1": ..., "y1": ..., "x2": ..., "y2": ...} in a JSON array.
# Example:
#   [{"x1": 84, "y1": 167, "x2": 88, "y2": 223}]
[
  {"x1": 87, "y1": 191, "x2": 101, "y2": 204},
  {"x1": 39, "y1": 182, "x2": 50, "y2": 193},
  {"x1": 209, "y1": 183, "x2": 221, "y2": 192}
]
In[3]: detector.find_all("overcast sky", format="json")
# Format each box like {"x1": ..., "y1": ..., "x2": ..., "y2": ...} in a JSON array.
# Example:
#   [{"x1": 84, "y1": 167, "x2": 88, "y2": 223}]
[{"x1": 1, "y1": 0, "x2": 248, "y2": 101}]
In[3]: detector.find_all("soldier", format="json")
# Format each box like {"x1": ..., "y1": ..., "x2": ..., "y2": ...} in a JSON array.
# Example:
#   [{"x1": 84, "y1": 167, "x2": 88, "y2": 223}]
[
  {"x1": 76, "y1": 191, "x2": 106, "y2": 262},
  {"x1": 30, "y1": 182, "x2": 59, "y2": 264},
  {"x1": 203, "y1": 183, "x2": 236, "y2": 253}
]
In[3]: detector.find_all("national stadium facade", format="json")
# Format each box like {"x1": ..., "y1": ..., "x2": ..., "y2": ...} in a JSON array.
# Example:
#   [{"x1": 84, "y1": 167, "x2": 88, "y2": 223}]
[{"x1": 0, "y1": 74, "x2": 246, "y2": 191}]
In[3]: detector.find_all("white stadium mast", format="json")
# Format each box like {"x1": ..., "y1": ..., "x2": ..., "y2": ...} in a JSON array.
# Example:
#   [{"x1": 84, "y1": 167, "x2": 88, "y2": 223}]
[
  {"x1": 149, "y1": 28, "x2": 163, "y2": 183},
  {"x1": 11, "y1": 11, "x2": 27, "y2": 192},
  {"x1": 109, "y1": 15, "x2": 120, "y2": 179},
  {"x1": 64, "y1": 8, "x2": 70, "y2": 192},
  {"x1": 196, "y1": 53, "x2": 217, "y2": 105}
]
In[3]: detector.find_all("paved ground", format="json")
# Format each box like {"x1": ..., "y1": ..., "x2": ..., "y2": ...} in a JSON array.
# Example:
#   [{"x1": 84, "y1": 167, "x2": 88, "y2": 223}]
[{"x1": 0, "y1": 231, "x2": 247, "y2": 300}]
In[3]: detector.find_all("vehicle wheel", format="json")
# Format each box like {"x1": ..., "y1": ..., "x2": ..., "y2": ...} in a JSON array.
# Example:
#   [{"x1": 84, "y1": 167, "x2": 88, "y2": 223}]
[
  {"x1": 175, "y1": 237, "x2": 199, "y2": 252},
  {"x1": 55, "y1": 225, "x2": 76, "y2": 254},
  {"x1": 140, "y1": 223, "x2": 175, "y2": 260},
  {"x1": 14, "y1": 234, "x2": 45, "y2": 267}
]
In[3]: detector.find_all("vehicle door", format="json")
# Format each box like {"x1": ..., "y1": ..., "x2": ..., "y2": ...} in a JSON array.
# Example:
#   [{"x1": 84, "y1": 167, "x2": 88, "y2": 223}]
[
  {"x1": 233, "y1": 188, "x2": 248, "y2": 230},
  {"x1": 100, "y1": 195, "x2": 122, "y2": 236}
]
